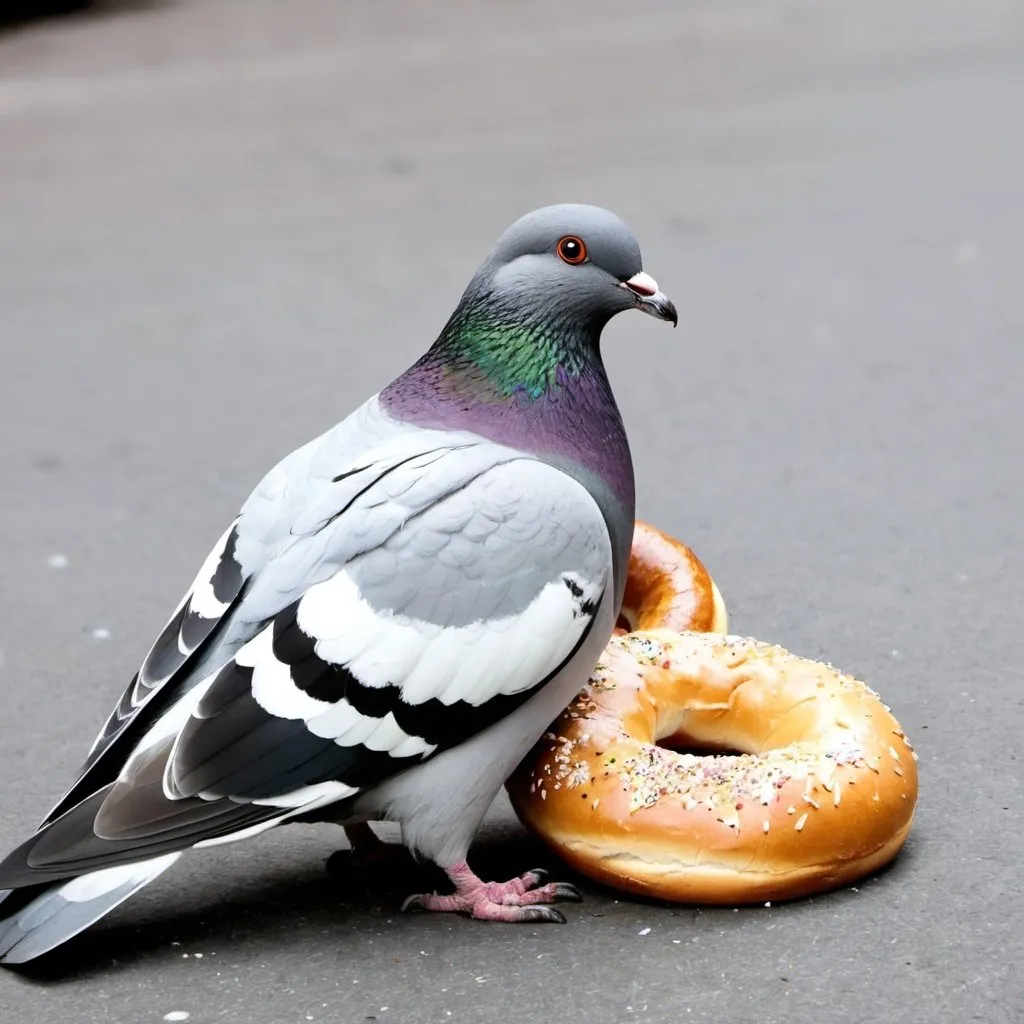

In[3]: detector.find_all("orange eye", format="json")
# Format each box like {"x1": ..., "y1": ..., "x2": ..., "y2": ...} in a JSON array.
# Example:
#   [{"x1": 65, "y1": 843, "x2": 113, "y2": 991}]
[{"x1": 556, "y1": 235, "x2": 587, "y2": 265}]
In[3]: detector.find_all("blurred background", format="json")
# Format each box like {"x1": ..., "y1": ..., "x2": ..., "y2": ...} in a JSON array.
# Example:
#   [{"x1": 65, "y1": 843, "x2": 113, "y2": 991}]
[{"x1": 1, "y1": 2, "x2": 1021, "y2": 1022}]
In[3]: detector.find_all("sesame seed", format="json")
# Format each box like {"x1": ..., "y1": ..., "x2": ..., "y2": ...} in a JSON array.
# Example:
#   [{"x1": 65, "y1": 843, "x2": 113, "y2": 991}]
[
  {"x1": 763, "y1": 820, "x2": 770, "y2": 833},
  {"x1": 795, "y1": 814, "x2": 808, "y2": 831}
]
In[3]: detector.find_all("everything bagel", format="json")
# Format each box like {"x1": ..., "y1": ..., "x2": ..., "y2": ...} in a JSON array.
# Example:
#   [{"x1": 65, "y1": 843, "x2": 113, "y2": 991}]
[{"x1": 506, "y1": 526, "x2": 918, "y2": 905}]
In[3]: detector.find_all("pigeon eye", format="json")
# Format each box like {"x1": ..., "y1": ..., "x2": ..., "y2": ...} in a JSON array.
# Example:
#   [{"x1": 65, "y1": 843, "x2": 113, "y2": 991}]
[{"x1": 556, "y1": 236, "x2": 587, "y2": 265}]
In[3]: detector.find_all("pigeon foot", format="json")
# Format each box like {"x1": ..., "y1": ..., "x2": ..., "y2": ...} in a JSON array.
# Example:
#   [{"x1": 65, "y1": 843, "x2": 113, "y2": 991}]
[{"x1": 401, "y1": 860, "x2": 581, "y2": 923}]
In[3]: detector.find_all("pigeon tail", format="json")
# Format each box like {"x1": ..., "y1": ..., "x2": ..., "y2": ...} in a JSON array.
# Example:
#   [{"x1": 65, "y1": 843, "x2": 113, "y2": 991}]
[{"x1": 0, "y1": 853, "x2": 180, "y2": 964}]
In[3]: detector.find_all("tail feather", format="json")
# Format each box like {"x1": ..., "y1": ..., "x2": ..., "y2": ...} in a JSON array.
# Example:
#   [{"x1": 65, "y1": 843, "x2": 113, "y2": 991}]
[
  {"x1": 0, "y1": 764, "x2": 281, "y2": 891},
  {"x1": 0, "y1": 853, "x2": 180, "y2": 965}
]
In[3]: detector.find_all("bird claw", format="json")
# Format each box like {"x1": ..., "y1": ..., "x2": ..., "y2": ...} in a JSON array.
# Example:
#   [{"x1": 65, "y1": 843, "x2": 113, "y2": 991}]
[
  {"x1": 401, "y1": 891, "x2": 568, "y2": 924},
  {"x1": 510, "y1": 905, "x2": 568, "y2": 924},
  {"x1": 401, "y1": 861, "x2": 580, "y2": 923},
  {"x1": 549, "y1": 881, "x2": 584, "y2": 902}
]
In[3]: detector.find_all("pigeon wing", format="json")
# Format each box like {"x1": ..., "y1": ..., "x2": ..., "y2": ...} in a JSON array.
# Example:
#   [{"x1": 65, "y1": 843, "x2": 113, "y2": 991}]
[{"x1": 1, "y1": 429, "x2": 610, "y2": 884}]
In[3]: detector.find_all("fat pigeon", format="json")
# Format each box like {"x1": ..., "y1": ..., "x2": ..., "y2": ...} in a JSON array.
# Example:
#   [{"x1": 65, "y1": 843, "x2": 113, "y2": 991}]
[{"x1": 0, "y1": 204, "x2": 677, "y2": 964}]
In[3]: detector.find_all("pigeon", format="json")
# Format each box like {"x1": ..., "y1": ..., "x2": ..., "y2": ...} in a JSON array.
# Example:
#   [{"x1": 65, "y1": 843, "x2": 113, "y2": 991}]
[{"x1": 0, "y1": 203, "x2": 677, "y2": 964}]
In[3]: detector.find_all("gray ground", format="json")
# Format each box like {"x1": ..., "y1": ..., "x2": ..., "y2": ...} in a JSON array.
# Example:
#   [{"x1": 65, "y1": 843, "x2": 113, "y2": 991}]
[{"x1": 0, "y1": 1, "x2": 1021, "y2": 1021}]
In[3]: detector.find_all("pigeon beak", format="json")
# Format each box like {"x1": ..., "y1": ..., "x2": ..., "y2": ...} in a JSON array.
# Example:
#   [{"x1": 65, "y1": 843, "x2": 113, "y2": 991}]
[{"x1": 620, "y1": 272, "x2": 678, "y2": 327}]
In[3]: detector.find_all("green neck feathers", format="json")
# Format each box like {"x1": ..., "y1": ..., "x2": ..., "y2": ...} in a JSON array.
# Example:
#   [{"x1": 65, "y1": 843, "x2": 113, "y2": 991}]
[{"x1": 434, "y1": 307, "x2": 592, "y2": 400}]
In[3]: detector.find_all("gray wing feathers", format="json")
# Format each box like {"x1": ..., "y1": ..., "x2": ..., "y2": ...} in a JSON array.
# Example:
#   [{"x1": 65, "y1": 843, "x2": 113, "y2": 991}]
[
  {"x1": 162, "y1": 457, "x2": 609, "y2": 806},
  {"x1": 81, "y1": 517, "x2": 246, "y2": 770},
  {"x1": 4, "y1": 398, "x2": 611, "y2": 907},
  {"x1": 0, "y1": 853, "x2": 181, "y2": 964},
  {"x1": 41, "y1": 398, "x2": 454, "y2": 823}
]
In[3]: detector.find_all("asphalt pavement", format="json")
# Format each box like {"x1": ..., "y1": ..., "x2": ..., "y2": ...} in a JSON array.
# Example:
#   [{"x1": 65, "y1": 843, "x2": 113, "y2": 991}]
[{"x1": 1, "y1": 1, "x2": 1021, "y2": 1021}]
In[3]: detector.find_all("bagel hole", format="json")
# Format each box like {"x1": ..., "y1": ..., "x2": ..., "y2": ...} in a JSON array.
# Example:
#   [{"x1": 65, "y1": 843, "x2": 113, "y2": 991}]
[{"x1": 656, "y1": 734, "x2": 746, "y2": 758}]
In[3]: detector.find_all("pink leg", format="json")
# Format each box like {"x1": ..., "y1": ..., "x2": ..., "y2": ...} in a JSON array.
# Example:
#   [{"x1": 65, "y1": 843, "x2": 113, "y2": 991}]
[{"x1": 402, "y1": 860, "x2": 581, "y2": 924}]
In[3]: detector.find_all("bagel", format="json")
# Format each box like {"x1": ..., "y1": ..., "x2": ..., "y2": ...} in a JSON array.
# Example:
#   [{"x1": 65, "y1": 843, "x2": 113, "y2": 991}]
[
  {"x1": 617, "y1": 521, "x2": 729, "y2": 635},
  {"x1": 506, "y1": 525, "x2": 918, "y2": 905}
]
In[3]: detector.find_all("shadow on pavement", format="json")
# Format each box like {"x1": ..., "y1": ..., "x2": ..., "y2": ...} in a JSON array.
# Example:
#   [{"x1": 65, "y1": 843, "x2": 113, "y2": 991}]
[{"x1": 4, "y1": 824, "x2": 920, "y2": 984}]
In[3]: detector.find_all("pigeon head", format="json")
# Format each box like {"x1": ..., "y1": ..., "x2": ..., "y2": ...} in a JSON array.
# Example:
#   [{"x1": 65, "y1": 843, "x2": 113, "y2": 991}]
[
  {"x1": 406, "y1": 204, "x2": 677, "y2": 405},
  {"x1": 474, "y1": 203, "x2": 678, "y2": 332},
  {"x1": 383, "y1": 204, "x2": 672, "y2": 509}
]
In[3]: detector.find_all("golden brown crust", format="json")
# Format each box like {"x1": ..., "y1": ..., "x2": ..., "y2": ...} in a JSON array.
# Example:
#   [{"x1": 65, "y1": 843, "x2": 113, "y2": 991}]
[
  {"x1": 618, "y1": 521, "x2": 729, "y2": 634},
  {"x1": 507, "y1": 630, "x2": 918, "y2": 904}
]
